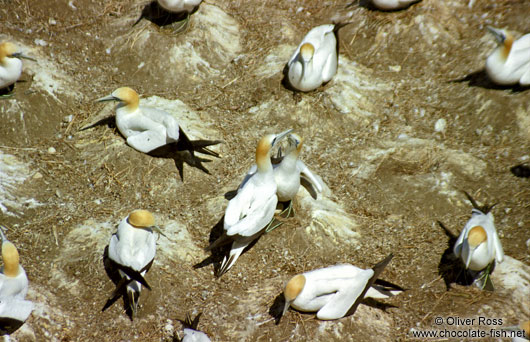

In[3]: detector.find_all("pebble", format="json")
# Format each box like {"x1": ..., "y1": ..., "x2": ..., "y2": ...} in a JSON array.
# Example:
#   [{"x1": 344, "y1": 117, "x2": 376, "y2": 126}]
[
  {"x1": 434, "y1": 118, "x2": 447, "y2": 133},
  {"x1": 47, "y1": 147, "x2": 56, "y2": 154},
  {"x1": 33, "y1": 172, "x2": 43, "y2": 179}
]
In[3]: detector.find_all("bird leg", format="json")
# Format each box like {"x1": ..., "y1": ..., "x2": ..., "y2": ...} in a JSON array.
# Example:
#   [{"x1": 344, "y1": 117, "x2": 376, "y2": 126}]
[
  {"x1": 279, "y1": 200, "x2": 296, "y2": 218},
  {"x1": 265, "y1": 217, "x2": 283, "y2": 233}
]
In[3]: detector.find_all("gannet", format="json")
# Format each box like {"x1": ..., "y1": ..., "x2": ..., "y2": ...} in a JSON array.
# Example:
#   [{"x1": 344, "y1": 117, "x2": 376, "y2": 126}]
[
  {"x1": 280, "y1": 254, "x2": 400, "y2": 321},
  {"x1": 0, "y1": 42, "x2": 34, "y2": 93},
  {"x1": 157, "y1": 0, "x2": 202, "y2": 13},
  {"x1": 96, "y1": 87, "x2": 220, "y2": 173},
  {"x1": 286, "y1": 25, "x2": 339, "y2": 92},
  {"x1": 0, "y1": 227, "x2": 29, "y2": 300},
  {"x1": 179, "y1": 313, "x2": 211, "y2": 342},
  {"x1": 104, "y1": 210, "x2": 161, "y2": 317},
  {"x1": 485, "y1": 27, "x2": 530, "y2": 86},
  {"x1": 237, "y1": 133, "x2": 324, "y2": 223},
  {"x1": 206, "y1": 129, "x2": 292, "y2": 277},
  {"x1": 453, "y1": 192, "x2": 504, "y2": 290},
  {"x1": 510, "y1": 321, "x2": 530, "y2": 342},
  {"x1": 370, "y1": 0, "x2": 421, "y2": 11}
]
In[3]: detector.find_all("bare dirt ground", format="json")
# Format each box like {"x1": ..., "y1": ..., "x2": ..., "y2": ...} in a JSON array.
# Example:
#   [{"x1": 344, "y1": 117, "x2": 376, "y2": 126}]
[{"x1": 1, "y1": 0, "x2": 529, "y2": 341}]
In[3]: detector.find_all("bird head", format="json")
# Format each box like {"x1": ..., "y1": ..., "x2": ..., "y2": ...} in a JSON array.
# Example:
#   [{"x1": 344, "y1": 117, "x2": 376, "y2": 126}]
[
  {"x1": 0, "y1": 42, "x2": 35, "y2": 62},
  {"x1": 281, "y1": 274, "x2": 306, "y2": 319},
  {"x1": 467, "y1": 225, "x2": 487, "y2": 248},
  {"x1": 300, "y1": 43, "x2": 315, "y2": 63},
  {"x1": 256, "y1": 129, "x2": 292, "y2": 172},
  {"x1": 1, "y1": 240, "x2": 20, "y2": 277},
  {"x1": 97, "y1": 87, "x2": 139, "y2": 112},
  {"x1": 487, "y1": 27, "x2": 514, "y2": 60},
  {"x1": 127, "y1": 209, "x2": 167, "y2": 237}
]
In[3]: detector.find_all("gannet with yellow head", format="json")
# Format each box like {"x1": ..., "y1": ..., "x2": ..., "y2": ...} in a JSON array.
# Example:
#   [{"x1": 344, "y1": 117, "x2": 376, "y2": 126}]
[
  {"x1": 0, "y1": 42, "x2": 34, "y2": 92},
  {"x1": 510, "y1": 321, "x2": 530, "y2": 342},
  {"x1": 486, "y1": 27, "x2": 530, "y2": 86},
  {"x1": 280, "y1": 254, "x2": 401, "y2": 321},
  {"x1": 453, "y1": 192, "x2": 504, "y2": 290},
  {"x1": 105, "y1": 210, "x2": 161, "y2": 318},
  {"x1": 370, "y1": 0, "x2": 421, "y2": 11},
  {"x1": 286, "y1": 25, "x2": 339, "y2": 92},
  {"x1": 206, "y1": 129, "x2": 292, "y2": 277}
]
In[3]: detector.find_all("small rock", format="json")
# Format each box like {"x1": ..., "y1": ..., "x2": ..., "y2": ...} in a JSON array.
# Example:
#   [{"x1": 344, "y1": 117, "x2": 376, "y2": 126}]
[
  {"x1": 47, "y1": 147, "x2": 56, "y2": 154},
  {"x1": 389, "y1": 65, "x2": 401, "y2": 72},
  {"x1": 434, "y1": 118, "x2": 447, "y2": 133},
  {"x1": 34, "y1": 39, "x2": 48, "y2": 46},
  {"x1": 33, "y1": 172, "x2": 43, "y2": 179},
  {"x1": 63, "y1": 115, "x2": 73, "y2": 123}
]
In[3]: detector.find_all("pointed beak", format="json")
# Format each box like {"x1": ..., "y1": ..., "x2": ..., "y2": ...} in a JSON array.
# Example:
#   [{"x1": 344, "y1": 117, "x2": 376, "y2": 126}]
[
  {"x1": 96, "y1": 94, "x2": 118, "y2": 103},
  {"x1": 487, "y1": 26, "x2": 505, "y2": 43},
  {"x1": 12, "y1": 52, "x2": 37, "y2": 62},
  {"x1": 463, "y1": 243, "x2": 473, "y2": 269},
  {"x1": 272, "y1": 129, "x2": 293, "y2": 147},
  {"x1": 150, "y1": 225, "x2": 167, "y2": 238}
]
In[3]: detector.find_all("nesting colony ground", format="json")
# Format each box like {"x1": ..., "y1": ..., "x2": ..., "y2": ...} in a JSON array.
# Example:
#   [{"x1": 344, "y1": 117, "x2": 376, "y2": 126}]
[{"x1": 1, "y1": 0, "x2": 529, "y2": 341}]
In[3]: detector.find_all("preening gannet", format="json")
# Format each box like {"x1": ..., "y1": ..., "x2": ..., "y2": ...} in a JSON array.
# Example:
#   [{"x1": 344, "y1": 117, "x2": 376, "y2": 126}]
[
  {"x1": 103, "y1": 210, "x2": 162, "y2": 317},
  {"x1": 286, "y1": 25, "x2": 339, "y2": 92},
  {"x1": 206, "y1": 129, "x2": 292, "y2": 277},
  {"x1": 453, "y1": 192, "x2": 504, "y2": 290},
  {"x1": 485, "y1": 27, "x2": 530, "y2": 86},
  {"x1": 280, "y1": 254, "x2": 401, "y2": 321}
]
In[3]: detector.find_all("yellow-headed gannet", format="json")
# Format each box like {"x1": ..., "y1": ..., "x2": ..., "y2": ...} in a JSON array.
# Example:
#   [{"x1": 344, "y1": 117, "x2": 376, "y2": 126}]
[
  {"x1": 486, "y1": 27, "x2": 530, "y2": 86},
  {"x1": 511, "y1": 321, "x2": 530, "y2": 342},
  {"x1": 280, "y1": 254, "x2": 400, "y2": 321},
  {"x1": 286, "y1": 25, "x2": 339, "y2": 92},
  {"x1": 453, "y1": 192, "x2": 504, "y2": 290},
  {"x1": 0, "y1": 227, "x2": 33, "y2": 336},
  {"x1": 370, "y1": 0, "x2": 421, "y2": 11},
  {"x1": 206, "y1": 129, "x2": 292, "y2": 277},
  {"x1": 96, "y1": 87, "x2": 221, "y2": 174},
  {"x1": 103, "y1": 210, "x2": 162, "y2": 317},
  {"x1": 0, "y1": 42, "x2": 34, "y2": 94},
  {"x1": 179, "y1": 313, "x2": 211, "y2": 342},
  {"x1": 0, "y1": 227, "x2": 29, "y2": 300}
]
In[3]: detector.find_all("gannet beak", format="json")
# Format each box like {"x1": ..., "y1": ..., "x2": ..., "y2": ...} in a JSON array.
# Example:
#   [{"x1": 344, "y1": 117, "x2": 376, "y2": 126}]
[
  {"x1": 12, "y1": 53, "x2": 36, "y2": 62},
  {"x1": 150, "y1": 225, "x2": 167, "y2": 238},
  {"x1": 272, "y1": 129, "x2": 293, "y2": 147},
  {"x1": 280, "y1": 299, "x2": 291, "y2": 321},
  {"x1": 487, "y1": 26, "x2": 505, "y2": 43},
  {"x1": 96, "y1": 94, "x2": 118, "y2": 103}
]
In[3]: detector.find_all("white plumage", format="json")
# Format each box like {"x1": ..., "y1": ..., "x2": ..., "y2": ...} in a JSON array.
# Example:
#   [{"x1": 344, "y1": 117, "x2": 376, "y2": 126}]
[
  {"x1": 286, "y1": 25, "x2": 338, "y2": 92},
  {"x1": 107, "y1": 210, "x2": 157, "y2": 316},
  {"x1": 208, "y1": 129, "x2": 292, "y2": 277},
  {"x1": 486, "y1": 27, "x2": 530, "y2": 86},
  {"x1": 281, "y1": 254, "x2": 399, "y2": 321},
  {"x1": 370, "y1": 0, "x2": 420, "y2": 11},
  {"x1": 157, "y1": 0, "x2": 202, "y2": 13},
  {"x1": 0, "y1": 42, "x2": 24, "y2": 90}
]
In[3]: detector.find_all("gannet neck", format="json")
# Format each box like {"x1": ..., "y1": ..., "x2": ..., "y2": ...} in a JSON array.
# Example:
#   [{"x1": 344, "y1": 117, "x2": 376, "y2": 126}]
[
  {"x1": 501, "y1": 33, "x2": 514, "y2": 60},
  {"x1": 285, "y1": 274, "x2": 306, "y2": 302},
  {"x1": 467, "y1": 226, "x2": 487, "y2": 247},
  {"x1": 114, "y1": 87, "x2": 139, "y2": 112},
  {"x1": 256, "y1": 135, "x2": 274, "y2": 173},
  {"x1": 2, "y1": 241, "x2": 20, "y2": 277},
  {"x1": 128, "y1": 209, "x2": 155, "y2": 228}
]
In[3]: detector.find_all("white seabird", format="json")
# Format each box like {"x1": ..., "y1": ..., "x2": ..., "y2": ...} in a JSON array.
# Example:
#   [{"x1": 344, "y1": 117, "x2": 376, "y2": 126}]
[
  {"x1": 453, "y1": 192, "x2": 504, "y2": 290},
  {"x1": 104, "y1": 210, "x2": 162, "y2": 317},
  {"x1": 206, "y1": 129, "x2": 292, "y2": 277},
  {"x1": 286, "y1": 24, "x2": 340, "y2": 92},
  {"x1": 280, "y1": 254, "x2": 401, "y2": 321},
  {"x1": 485, "y1": 27, "x2": 530, "y2": 86},
  {"x1": 179, "y1": 312, "x2": 211, "y2": 342}
]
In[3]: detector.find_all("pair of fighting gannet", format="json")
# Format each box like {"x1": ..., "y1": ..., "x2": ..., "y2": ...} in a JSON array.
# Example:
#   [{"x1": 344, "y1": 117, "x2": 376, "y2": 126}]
[
  {"x1": 0, "y1": 227, "x2": 33, "y2": 335},
  {"x1": 206, "y1": 130, "x2": 324, "y2": 277},
  {"x1": 96, "y1": 87, "x2": 221, "y2": 176},
  {"x1": 486, "y1": 27, "x2": 530, "y2": 86},
  {"x1": 102, "y1": 210, "x2": 164, "y2": 318},
  {"x1": 279, "y1": 253, "x2": 403, "y2": 321},
  {"x1": 0, "y1": 42, "x2": 34, "y2": 95},
  {"x1": 453, "y1": 192, "x2": 504, "y2": 290}
]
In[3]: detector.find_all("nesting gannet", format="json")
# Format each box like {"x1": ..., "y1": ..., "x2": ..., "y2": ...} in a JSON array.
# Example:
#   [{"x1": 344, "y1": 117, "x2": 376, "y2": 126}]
[
  {"x1": 286, "y1": 25, "x2": 340, "y2": 92},
  {"x1": 370, "y1": 0, "x2": 421, "y2": 11},
  {"x1": 453, "y1": 192, "x2": 504, "y2": 290},
  {"x1": 0, "y1": 42, "x2": 34, "y2": 93},
  {"x1": 485, "y1": 27, "x2": 530, "y2": 86},
  {"x1": 206, "y1": 129, "x2": 292, "y2": 277},
  {"x1": 0, "y1": 227, "x2": 29, "y2": 300},
  {"x1": 179, "y1": 313, "x2": 211, "y2": 342},
  {"x1": 157, "y1": 0, "x2": 202, "y2": 13},
  {"x1": 96, "y1": 87, "x2": 221, "y2": 174},
  {"x1": 280, "y1": 254, "x2": 400, "y2": 321},
  {"x1": 238, "y1": 133, "x2": 324, "y2": 224},
  {"x1": 104, "y1": 210, "x2": 161, "y2": 317}
]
